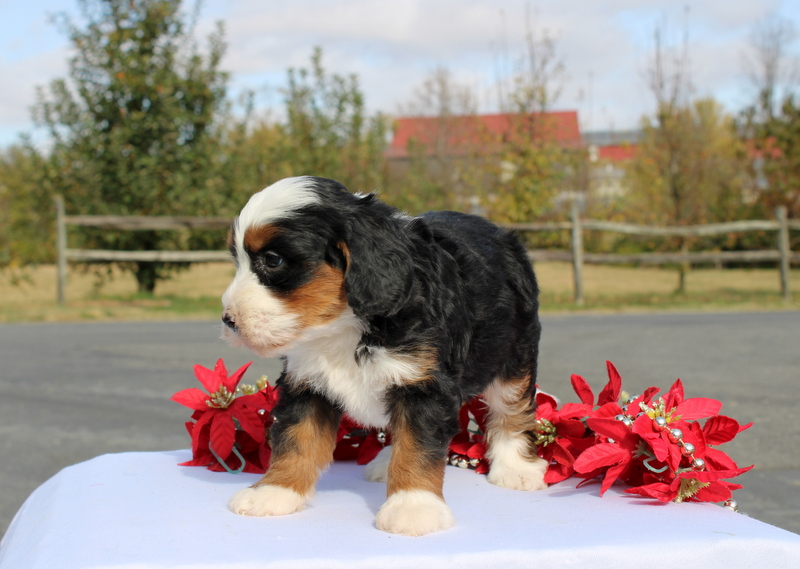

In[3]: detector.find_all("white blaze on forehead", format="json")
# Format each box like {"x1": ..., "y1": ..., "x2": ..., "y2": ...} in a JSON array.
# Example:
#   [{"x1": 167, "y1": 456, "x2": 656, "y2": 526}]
[{"x1": 234, "y1": 177, "x2": 321, "y2": 250}]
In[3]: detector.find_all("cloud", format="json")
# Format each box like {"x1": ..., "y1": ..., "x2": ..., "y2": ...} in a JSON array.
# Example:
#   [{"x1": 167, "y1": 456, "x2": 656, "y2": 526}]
[{"x1": 1, "y1": 0, "x2": 799, "y2": 146}]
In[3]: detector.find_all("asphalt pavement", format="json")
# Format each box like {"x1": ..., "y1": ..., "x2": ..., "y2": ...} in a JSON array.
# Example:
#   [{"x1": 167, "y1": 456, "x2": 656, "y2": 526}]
[{"x1": 0, "y1": 311, "x2": 798, "y2": 539}]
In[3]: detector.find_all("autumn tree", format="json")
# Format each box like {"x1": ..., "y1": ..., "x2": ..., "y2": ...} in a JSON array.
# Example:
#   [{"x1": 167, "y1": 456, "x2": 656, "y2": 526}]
[
  {"x1": 279, "y1": 47, "x2": 388, "y2": 193},
  {"x1": 0, "y1": 143, "x2": 59, "y2": 277},
  {"x1": 489, "y1": 21, "x2": 579, "y2": 226},
  {"x1": 387, "y1": 67, "x2": 483, "y2": 213},
  {"x1": 625, "y1": 23, "x2": 750, "y2": 292},
  {"x1": 741, "y1": 15, "x2": 800, "y2": 221},
  {"x1": 33, "y1": 0, "x2": 229, "y2": 293}
]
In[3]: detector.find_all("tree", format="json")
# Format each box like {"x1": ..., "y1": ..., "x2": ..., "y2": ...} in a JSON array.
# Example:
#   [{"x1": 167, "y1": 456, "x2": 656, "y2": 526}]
[
  {"x1": 489, "y1": 20, "x2": 578, "y2": 227},
  {"x1": 0, "y1": 143, "x2": 59, "y2": 278},
  {"x1": 742, "y1": 14, "x2": 798, "y2": 123},
  {"x1": 279, "y1": 47, "x2": 388, "y2": 193},
  {"x1": 627, "y1": 99, "x2": 748, "y2": 227},
  {"x1": 33, "y1": 0, "x2": 228, "y2": 293},
  {"x1": 625, "y1": 21, "x2": 751, "y2": 292},
  {"x1": 741, "y1": 15, "x2": 800, "y2": 222},
  {"x1": 388, "y1": 67, "x2": 484, "y2": 213}
]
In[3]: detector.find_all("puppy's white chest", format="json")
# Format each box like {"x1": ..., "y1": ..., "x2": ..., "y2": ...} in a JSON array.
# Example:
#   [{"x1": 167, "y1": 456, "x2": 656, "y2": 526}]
[{"x1": 284, "y1": 316, "x2": 424, "y2": 428}]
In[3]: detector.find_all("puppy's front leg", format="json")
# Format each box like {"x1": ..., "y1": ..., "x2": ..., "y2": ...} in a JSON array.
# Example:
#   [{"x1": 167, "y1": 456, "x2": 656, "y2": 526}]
[
  {"x1": 229, "y1": 386, "x2": 341, "y2": 517},
  {"x1": 375, "y1": 385, "x2": 459, "y2": 536}
]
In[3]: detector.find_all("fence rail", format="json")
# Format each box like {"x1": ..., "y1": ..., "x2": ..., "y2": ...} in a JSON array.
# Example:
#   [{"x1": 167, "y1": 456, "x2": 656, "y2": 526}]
[
  {"x1": 55, "y1": 196, "x2": 232, "y2": 304},
  {"x1": 502, "y1": 204, "x2": 797, "y2": 304},
  {"x1": 55, "y1": 197, "x2": 797, "y2": 305}
]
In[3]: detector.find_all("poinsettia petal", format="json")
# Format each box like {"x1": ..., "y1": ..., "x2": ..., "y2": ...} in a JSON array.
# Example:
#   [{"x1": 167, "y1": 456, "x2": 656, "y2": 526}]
[
  {"x1": 558, "y1": 402, "x2": 592, "y2": 419},
  {"x1": 466, "y1": 442, "x2": 487, "y2": 460},
  {"x1": 702, "y1": 415, "x2": 739, "y2": 445},
  {"x1": 449, "y1": 442, "x2": 473, "y2": 455},
  {"x1": 597, "y1": 361, "x2": 623, "y2": 406},
  {"x1": 556, "y1": 418, "x2": 588, "y2": 439},
  {"x1": 626, "y1": 482, "x2": 674, "y2": 502},
  {"x1": 190, "y1": 411, "x2": 215, "y2": 455},
  {"x1": 693, "y1": 482, "x2": 733, "y2": 503},
  {"x1": 535, "y1": 391, "x2": 559, "y2": 410},
  {"x1": 171, "y1": 388, "x2": 211, "y2": 411},
  {"x1": 573, "y1": 442, "x2": 628, "y2": 473},
  {"x1": 703, "y1": 447, "x2": 739, "y2": 470},
  {"x1": 193, "y1": 364, "x2": 222, "y2": 394},
  {"x1": 209, "y1": 412, "x2": 236, "y2": 459},
  {"x1": 681, "y1": 465, "x2": 754, "y2": 482},
  {"x1": 356, "y1": 434, "x2": 386, "y2": 465},
  {"x1": 594, "y1": 402, "x2": 623, "y2": 419},
  {"x1": 587, "y1": 418, "x2": 633, "y2": 442},
  {"x1": 663, "y1": 378, "x2": 685, "y2": 411},
  {"x1": 551, "y1": 442, "x2": 576, "y2": 466},
  {"x1": 674, "y1": 397, "x2": 723, "y2": 421},
  {"x1": 544, "y1": 463, "x2": 572, "y2": 484},
  {"x1": 599, "y1": 461, "x2": 627, "y2": 496},
  {"x1": 230, "y1": 404, "x2": 267, "y2": 443},
  {"x1": 570, "y1": 374, "x2": 595, "y2": 406},
  {"x1": 225, "y1": 361, "x2": 253, "y2": 392},
  {"x1": 179, "y1": 453, "x2": 215, "y2": 467}
]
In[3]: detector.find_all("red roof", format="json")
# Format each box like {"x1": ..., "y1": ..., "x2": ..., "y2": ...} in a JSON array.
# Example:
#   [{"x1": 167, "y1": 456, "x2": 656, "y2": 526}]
[
  {"x1": 387, "y1": 111, "x2": 582, "y2": 159},
  {"x1": 597, "y1": 144, "x2": 636, "y2": 162}
]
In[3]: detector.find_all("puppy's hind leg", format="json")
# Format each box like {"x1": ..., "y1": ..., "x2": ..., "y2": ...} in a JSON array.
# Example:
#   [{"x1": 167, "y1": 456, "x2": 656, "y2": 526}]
[{"x1": 483, "y1": 375, "x2": 548, "y2": 491}]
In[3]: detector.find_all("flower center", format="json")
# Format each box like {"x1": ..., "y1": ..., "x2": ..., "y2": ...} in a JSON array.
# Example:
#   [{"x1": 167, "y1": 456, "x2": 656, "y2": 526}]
[{"x1": 206, "y1": 386, "x2": 235, "y2": 409}]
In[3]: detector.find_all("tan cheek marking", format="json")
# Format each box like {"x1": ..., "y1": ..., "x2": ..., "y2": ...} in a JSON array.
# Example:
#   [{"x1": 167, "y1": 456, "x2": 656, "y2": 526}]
[
  {"x1": 254, "y1": 400, "x2": 339, "y2": 496},
  {"x1": 386, "y1": 410, "x2": 446, "y2": 499},
  {"x1": 243, "y1": 224, "x2": 280, "y2": 253},
  {"x1": 284, "y1": 264, "x2": 349, "y2": 328}
]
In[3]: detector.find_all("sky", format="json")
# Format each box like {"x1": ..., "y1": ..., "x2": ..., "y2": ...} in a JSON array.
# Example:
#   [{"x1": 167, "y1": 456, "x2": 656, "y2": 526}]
[{"x1": 1, "y1": 0, "x2": 799, "y2": 148}]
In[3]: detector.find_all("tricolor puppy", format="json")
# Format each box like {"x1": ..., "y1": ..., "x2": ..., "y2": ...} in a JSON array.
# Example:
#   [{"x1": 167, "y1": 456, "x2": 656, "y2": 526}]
[{"x1": 222, "y1": 176, "x2": 547, "y2": 536}]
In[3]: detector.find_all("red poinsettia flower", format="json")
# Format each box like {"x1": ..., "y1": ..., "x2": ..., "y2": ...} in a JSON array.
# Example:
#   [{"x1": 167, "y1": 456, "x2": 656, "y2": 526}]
[
  {"x1": 171, "y1": 359, "x2": 272, "y2": 473},
  {"x1": 334, "y1": 415, "x2": 391, "y2": 464},
  {"x1": 626, "y1": 465, "x2": 754, "y2": 503},
  {"x1": 534, "y1": 391, "x2": 593, "y2": 483},
  {"x1": 573, "y1": 415, "x2": 643, "y2": 495},
  {"x1": 448, "y1": 396, "x2": 490, "y2": 474}
]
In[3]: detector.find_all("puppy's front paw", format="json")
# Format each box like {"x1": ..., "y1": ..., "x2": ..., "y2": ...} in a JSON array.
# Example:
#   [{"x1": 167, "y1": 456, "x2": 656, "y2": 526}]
[
  {"x1": 363, "y1": 445, "x2": 392, "y2": 482},
  {"x1": 375, "y1": 490, "x2": 455, "y2": 536},
  {"x1": 228, "y1": 484, "x2": 307, "y2": 517},
  {"x1": 487, "y1": 455, "x2": 548, "y2": 491}
]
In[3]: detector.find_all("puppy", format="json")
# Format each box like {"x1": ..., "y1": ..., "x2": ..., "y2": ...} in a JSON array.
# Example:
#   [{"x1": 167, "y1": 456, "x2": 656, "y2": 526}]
[{"x1": 221, "y1": 176, "x2": 547, "y2": 536}]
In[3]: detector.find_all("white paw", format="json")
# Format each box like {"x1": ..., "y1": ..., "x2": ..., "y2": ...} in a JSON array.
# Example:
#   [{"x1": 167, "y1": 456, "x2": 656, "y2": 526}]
[
  {"x1": 228, "y1": 484, "x2": 307, "y2": 517},
  {"x1": 363, "y1": 445, "x2": 392, "y2": 482},
  {"x1": 375, "y1": 490, "x2": 455, "y2": 536},
  {"x1": 487, "y1": 455, "x2": 548, "y2": 491}
]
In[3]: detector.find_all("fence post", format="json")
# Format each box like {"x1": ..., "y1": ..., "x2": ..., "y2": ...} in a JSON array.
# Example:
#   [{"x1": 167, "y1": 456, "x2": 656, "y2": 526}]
[
  {"x1": 776, "y1": 205, "x2": 791, "y2": 301},
  {"x1": 55, "y1": 196, "x2": 67, "y2": 305},
  {"x1": 570, "y1": 198, "x2": 584, "y2": 305}
]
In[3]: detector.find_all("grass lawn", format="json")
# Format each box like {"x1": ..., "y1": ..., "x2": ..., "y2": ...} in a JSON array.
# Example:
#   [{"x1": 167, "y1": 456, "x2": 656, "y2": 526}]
[{"x1": 0, "y1": 262, "x2": 797, "y2": 323}]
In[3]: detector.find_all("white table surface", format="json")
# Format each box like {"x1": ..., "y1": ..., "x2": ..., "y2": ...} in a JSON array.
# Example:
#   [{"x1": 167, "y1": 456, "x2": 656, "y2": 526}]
[{"x1": 2, "y1": 450, "x2": 799, "y2": 569}]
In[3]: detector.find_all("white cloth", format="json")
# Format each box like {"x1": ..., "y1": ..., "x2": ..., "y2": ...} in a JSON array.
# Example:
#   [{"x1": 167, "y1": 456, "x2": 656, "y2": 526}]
[{"x1": 1, "y1": 450, "x2": 799, "y2": 569}]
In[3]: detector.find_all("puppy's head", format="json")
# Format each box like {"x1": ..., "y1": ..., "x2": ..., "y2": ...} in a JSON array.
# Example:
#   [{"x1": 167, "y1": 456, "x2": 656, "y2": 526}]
[{"x1": 221, "y1": 176, "x2": 415, "y2": 358}]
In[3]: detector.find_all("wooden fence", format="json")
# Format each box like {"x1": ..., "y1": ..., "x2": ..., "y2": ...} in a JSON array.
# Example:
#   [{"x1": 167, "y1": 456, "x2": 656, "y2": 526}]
[
  {"x1": 502, "y1": 203, "x2": 799, "y2": 304},
  {"x1": 54, "y1": 196, "x2": 231, "y2": 304},
  {"x1": 56, "y1": 197, "x2": 798, "y2": 305}
]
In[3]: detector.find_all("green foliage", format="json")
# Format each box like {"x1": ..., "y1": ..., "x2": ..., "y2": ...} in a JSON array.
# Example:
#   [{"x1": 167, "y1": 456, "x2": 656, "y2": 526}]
[
  {"x1": 749, "y1": 95, "x2": 800, "y2": 220},
  {"x1": 280, "y1": 47, "x2": 388, "y2": 192},
  {"x1": 0, "y1": 143, "x2": 58, "y2": 276},
  {"x1": 32, "y1": 0, "x2": 229, "y2": 292},
  {"x1": 626, "y1": 99, "x2": 749, "y2": 226}
]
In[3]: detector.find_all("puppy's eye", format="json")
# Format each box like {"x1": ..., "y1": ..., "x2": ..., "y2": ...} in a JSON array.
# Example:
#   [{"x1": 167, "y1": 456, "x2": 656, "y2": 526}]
[{"x1": 263, "y1": 251, "x2": 284, "y2": 268}]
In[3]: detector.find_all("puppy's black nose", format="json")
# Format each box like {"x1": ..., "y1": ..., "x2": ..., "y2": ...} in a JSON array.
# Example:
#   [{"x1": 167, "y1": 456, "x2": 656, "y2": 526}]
[{"x1": 222, "y1": 313, "x2": 237, "y2": 331}]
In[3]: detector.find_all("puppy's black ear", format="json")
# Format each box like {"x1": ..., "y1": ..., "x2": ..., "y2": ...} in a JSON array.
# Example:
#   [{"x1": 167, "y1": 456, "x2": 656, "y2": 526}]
[{"x1": 339, "y1": 199, "x2": 414, "y2": 319}]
